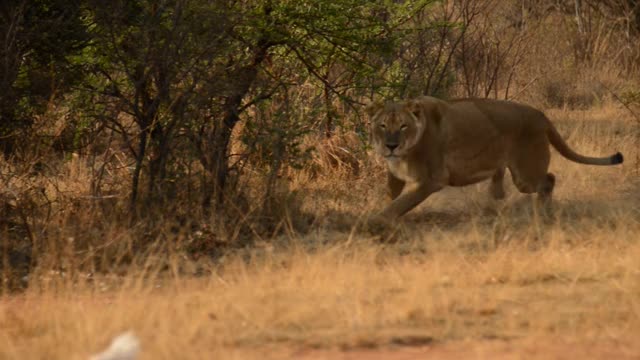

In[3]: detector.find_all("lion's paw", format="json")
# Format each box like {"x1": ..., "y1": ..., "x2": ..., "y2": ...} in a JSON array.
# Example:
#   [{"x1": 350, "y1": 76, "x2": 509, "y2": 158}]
[{"x1": 365, "y1": 214, "x2": 394, "y2": 234}]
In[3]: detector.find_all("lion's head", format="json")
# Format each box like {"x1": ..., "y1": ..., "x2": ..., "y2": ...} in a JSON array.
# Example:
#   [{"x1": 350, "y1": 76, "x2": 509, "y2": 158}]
[{"x1": 366, "y1": 97, "x2": 442, "y2": 158}]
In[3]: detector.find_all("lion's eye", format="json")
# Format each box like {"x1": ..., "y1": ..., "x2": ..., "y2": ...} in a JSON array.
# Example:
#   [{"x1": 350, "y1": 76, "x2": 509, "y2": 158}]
[
  {"x1": 379, "y1": 124, "x2": 386, "y2": 129},
  {"x1": 400, "y1": 124, "x2": 408, "y2": 131}
]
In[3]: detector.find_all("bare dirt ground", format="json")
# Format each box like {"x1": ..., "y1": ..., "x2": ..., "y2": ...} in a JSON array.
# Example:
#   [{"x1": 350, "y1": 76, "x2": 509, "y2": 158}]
[{"x1": 287, "y1": 339, "x2": 640, "y2": 360}]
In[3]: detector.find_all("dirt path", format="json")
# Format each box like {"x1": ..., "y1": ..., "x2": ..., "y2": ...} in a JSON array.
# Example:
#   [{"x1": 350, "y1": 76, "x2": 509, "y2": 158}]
[{"x1": 287, "y1": 339, "x2": 640, "y2": 360}]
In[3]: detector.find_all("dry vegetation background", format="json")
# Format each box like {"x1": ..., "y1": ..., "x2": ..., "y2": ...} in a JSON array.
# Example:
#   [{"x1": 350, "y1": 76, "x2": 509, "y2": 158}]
[{"x1": 1, "y1": 0, "x2": 640, "y2": 359}]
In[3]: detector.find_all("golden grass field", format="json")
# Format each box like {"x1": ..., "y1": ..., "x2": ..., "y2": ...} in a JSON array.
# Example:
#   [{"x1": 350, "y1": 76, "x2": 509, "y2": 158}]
[{"x1": 1, "y1": 106, "x2": 640, "y2": 359}]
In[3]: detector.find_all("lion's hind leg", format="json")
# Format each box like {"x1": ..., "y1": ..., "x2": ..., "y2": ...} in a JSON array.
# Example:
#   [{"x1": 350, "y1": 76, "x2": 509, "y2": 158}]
[
  {"x1": 536, "y1": 172, "x2": 555, "y2": 206},
  {"x1": 508, "y1": 136, "x2": 556, "y2": 210},
  {"x1": 489, "y1": 167, "x2": 506, "y2": 200}
]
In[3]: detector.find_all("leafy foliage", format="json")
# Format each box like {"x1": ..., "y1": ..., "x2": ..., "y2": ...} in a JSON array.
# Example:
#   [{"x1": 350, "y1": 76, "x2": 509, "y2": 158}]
[
  {"x1": 5, "y1": 0, "x2": 636, "y2": 218},
  {"x1": 0, "y1": 0, "x2": 89, "y2": 156}
]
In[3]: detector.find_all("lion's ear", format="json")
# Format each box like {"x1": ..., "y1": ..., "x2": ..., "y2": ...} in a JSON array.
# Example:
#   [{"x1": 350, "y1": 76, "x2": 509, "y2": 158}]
[
  {"x1": 409, "y1": 97, "x2": 446, "y2": 135},
  {"x1": 365, "y1": 101, "x2": 383, "y2": 118},
  {"x1": 423, "y1": 97, "x2": 445, "y2": 129},
  {"x1": 405, "y1": 99, "x2": 421, "y2": 119}
]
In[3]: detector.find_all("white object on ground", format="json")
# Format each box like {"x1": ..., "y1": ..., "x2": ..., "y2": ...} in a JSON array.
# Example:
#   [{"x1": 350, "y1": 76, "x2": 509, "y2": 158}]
[{"x1": 89, "y1": 331, "x2": 140, "y2": 360}]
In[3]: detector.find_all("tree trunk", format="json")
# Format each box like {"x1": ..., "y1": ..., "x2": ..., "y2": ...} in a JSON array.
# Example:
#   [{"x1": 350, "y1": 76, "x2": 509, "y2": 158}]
[
  {"x1": 324, "y1": 82, "x2": 333, "y2": 138},
  {"x1": 202, "y1": 5, "x2": 274, "y2": 210},
  {"x1": 130, "y1": 126, "x2": 149, "y2": 212}
]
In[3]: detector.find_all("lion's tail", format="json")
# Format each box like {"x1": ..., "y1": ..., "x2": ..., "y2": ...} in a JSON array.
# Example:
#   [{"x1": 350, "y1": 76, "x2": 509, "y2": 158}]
[{"x1": 546, "y1": 121, "x2": 623, "y2": 166}]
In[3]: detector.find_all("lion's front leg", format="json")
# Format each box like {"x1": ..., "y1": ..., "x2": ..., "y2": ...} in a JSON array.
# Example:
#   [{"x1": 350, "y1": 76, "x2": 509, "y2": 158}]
[
  {"x1": 388, "y1": 172, "x2": 405, "y2": 200},
  {"x1": 378, "y1": 181, "x2": 442, "y2": 220}
]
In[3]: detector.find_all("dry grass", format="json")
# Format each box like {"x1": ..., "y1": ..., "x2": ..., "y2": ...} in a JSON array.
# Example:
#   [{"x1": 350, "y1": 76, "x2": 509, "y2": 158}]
[{"x1": 1, "y1": 105, "x2": 640, "y2": 359}]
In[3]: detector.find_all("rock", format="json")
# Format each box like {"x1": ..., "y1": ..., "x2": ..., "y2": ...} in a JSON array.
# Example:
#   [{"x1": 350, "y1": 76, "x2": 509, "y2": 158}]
[{"x1": 90, "y1": 331, "x2": 140, "y2": 360}]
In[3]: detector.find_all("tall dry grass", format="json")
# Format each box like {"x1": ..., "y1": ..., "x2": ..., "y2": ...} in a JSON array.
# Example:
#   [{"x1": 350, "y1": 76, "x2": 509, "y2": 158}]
[
  {"x1": 1, "y1": 104, "x2": 639, "y2": 359},
  {"x1": 3, "y1": 234, "x2": 640, "y2": 359}
]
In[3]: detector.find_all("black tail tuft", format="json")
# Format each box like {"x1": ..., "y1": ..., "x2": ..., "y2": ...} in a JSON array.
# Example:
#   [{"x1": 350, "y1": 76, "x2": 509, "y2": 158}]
[{"x1": 612, "y1": 152, "x2": 624, "y2": 164}]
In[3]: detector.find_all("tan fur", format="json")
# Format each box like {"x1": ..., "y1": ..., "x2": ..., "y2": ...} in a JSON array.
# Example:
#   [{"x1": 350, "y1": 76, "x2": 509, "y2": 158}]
[{"x1": 366, "y1": 96, "x2": 624, "y2": 220}]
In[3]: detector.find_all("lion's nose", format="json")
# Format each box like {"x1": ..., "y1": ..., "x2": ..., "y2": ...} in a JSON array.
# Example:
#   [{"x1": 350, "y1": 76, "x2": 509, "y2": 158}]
[{"x1": 386, "y1": 143, "x2": 399, "y2": 152}]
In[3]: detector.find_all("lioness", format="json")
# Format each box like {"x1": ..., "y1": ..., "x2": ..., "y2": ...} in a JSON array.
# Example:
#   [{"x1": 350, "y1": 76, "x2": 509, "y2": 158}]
[{"x1": 366, "y1": 96, "x2": 623, "y2": 220}]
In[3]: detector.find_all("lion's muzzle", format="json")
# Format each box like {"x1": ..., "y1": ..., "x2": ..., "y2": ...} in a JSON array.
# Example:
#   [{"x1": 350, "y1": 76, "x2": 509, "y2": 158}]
[{"x1": 384, "y1": 132, "x2": 401, "y2": 154}]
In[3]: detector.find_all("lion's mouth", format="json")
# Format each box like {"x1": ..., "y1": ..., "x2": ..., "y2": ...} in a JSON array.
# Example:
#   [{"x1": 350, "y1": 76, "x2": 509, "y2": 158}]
[{"x1": 380, "y1": 146, "x2": 402, "y2": 158}]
